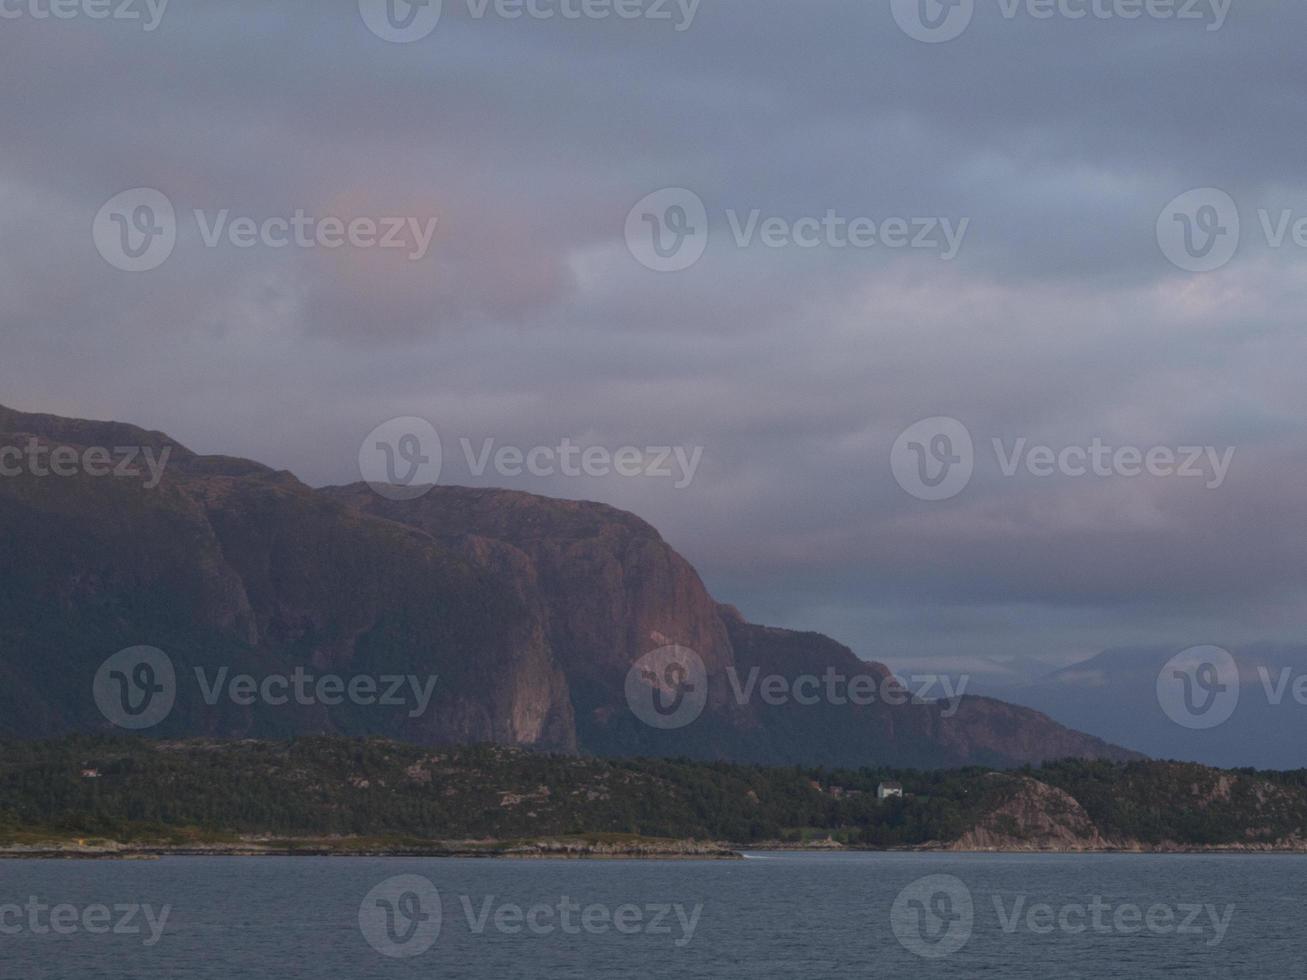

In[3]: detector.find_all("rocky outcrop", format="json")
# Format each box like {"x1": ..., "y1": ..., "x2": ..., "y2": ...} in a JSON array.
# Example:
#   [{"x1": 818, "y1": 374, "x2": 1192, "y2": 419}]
[
  {"x1": 935, "y1": 774, "x2": 1113, "y2": 851},
  {"x1": 0, "y1": 404, "x2": 1138, "y2": 768}
]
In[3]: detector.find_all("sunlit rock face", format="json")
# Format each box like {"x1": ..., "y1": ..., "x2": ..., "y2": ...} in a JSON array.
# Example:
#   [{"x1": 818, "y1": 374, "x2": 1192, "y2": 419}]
[{"x1": 0, "y1": 404, "x2": 1137, "y2": 769}]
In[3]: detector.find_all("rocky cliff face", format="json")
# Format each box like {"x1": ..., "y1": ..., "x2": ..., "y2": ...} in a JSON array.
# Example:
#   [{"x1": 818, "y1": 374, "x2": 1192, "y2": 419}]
[
  {"x1": 326, "y1": 485, "x2": 742, "y2": 756},
  {"x1": 0, "y1": 405, "x2": 1138, "y2": 768},
  {"x1": 0, "y1": 407, "x2": 575, "y2": 749},
  {"x1": 936, "y1": 774, "x2": 1112, "y2": 851}
]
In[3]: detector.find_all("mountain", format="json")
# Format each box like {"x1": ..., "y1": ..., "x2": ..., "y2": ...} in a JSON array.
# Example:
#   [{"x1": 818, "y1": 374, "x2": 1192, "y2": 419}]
[
  {"x1": 0, "y1": 404, "x2": 1137, "y2": 768},
  {"x1": 979, "y1": 645, "x2": 1307, "y2": 770}
]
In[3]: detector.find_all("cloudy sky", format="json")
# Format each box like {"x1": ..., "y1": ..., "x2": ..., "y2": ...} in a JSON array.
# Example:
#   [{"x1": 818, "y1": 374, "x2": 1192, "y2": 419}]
[{"x1": 3, "y1": 0, "x2": 1305, "y2": 682}]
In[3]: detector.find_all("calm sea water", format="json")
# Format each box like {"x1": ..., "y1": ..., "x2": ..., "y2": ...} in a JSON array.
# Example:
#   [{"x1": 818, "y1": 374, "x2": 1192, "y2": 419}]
[{"x1": 1, "y1": 852, "x2": 1304, "y2": 978}]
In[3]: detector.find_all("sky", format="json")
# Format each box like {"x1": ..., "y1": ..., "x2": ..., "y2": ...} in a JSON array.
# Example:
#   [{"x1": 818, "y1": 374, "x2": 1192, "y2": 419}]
[{"x1": 3, "y1": 0, "x2": 1305, "y2": 684}]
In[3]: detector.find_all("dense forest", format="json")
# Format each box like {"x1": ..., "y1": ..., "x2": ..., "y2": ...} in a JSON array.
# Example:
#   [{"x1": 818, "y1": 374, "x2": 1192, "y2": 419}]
[
  {"x1": 1, "y1": 737, "x2": 1304, "y2": 849},
  {"x1": 1032, "y1": 758, "x2": 1307, "y2": 846}
]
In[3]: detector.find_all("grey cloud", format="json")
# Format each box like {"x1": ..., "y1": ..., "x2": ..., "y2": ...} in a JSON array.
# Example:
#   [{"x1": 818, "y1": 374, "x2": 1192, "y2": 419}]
[{"x1": 2, "y1": 0, "x2": 1306, "y2": 685}]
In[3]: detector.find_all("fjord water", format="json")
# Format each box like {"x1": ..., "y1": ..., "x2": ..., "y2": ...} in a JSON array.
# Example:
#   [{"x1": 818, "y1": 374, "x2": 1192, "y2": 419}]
[{"x1": 3, "y1": 852, "x2": 1303, "y2": 978}]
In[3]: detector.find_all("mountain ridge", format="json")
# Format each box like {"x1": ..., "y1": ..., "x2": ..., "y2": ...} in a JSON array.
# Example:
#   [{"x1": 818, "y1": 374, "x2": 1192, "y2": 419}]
[
  {"x1": 979, "y1": 643, "x2": 1307, "y2": 769},
  {"x1": 0, "y1": 404, "x2": 1138, "y2": 768}
]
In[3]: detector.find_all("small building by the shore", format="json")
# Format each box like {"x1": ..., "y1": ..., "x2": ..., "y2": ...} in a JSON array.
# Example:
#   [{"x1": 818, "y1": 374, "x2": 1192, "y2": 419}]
[{"x1": 877, "y1": 781, "x2": 903, "y2": 800}]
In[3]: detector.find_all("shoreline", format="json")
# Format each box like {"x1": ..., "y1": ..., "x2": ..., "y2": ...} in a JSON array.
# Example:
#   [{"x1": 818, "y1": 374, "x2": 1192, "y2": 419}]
[
  {"x1": 6, "y1": 839, "x2": 1307, "y2": 861},
  {"x1": 0, "y1": 837, "x2": 745, "y2": 861}
]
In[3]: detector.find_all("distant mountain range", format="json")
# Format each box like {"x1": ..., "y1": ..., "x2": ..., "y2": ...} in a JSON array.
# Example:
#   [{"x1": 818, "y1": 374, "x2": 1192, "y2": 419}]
[
  {"x1": 0, "y1": 404, "x2": 1137, "y2": 768},
  {"x1": 977, "y1": 645, "x2": 1307, "y2": 770}
]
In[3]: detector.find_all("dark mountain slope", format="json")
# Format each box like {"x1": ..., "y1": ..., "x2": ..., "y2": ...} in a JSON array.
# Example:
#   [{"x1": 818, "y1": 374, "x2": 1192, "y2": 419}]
[{"x1": 0, "y1": 405, "x2": 1137, "y2": 767}]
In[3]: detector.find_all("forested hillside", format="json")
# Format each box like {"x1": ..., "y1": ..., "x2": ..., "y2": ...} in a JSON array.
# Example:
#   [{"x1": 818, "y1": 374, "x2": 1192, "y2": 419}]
[{"x1": 2, "y1": 738, "x2": 1304, "y2": 851}]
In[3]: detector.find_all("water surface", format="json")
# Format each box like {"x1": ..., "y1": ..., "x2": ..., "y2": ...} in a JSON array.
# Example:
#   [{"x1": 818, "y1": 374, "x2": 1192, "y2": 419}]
[{"x1": 2, "y1": 852, "x2": 1303, "y2": 978}]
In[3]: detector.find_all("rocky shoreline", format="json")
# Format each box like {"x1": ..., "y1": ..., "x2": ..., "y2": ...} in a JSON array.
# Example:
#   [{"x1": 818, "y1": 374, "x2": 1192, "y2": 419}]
[
  {"x1": 8, "y1": 836, "x2": 1307, "y2": 861},
  {"x1": 0, "y1": 836, "x2": 744, "y2": 861},
  {"x1": 749, "y1": 841, "x2": 1307, "y2": 856}
]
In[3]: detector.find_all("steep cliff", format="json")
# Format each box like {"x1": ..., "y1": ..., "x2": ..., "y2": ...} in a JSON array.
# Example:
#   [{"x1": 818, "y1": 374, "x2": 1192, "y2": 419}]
[{"x1": 0, "y1": 405, "x2": 1138, "y2": 768}]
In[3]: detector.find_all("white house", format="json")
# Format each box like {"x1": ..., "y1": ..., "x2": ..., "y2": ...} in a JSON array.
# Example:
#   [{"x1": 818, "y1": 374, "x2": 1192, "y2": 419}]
[{"x1": 877, "y1": 782, "x2": 903, "y2": 800}]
